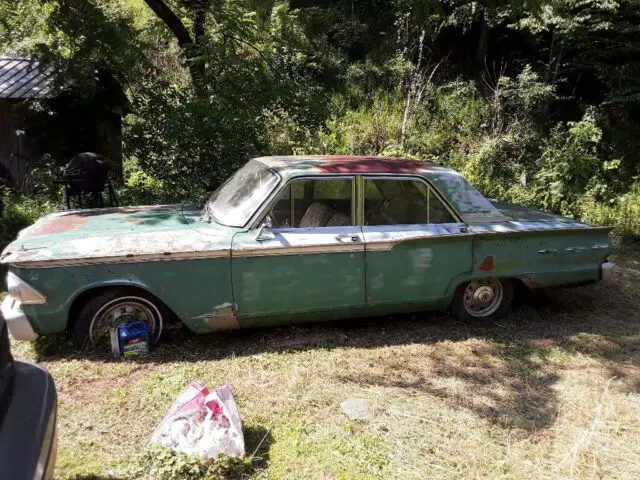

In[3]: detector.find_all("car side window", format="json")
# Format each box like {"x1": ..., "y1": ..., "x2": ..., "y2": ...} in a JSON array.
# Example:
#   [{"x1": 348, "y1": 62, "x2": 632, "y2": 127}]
[
  {"x1": 270, "y1": 178, "x2": 353, "y2": 227},
  {"x1": 364, "y1": 178, "x2": 456, "y2": 225}
]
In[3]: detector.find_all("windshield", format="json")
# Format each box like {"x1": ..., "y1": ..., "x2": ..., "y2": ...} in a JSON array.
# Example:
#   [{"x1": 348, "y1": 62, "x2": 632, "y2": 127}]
[{"x1": 204, "y1": 160, "x2": 280, "y2": 227}]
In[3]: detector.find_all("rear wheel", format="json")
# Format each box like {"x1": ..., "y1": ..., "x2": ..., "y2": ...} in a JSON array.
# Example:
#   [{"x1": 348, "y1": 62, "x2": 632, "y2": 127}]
[
  {"x1": 73, "y1": 288, "x2": 168, "y2": 350},
  {"x1": 451, "y1": 278, "x2": 514, "y2": 321}
]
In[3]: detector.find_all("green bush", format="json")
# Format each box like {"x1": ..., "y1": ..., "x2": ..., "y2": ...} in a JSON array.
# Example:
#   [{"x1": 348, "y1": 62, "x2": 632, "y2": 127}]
[
  {"x1": 579, "y1": 182, "x2": 640, "y2": 238},
  {"x1": 124, "y1": 82, "x2": 259, "y2": 197},
  {"x1": 533, "y1": 114, "x2": 602, "y2": 217},
  {"x1": 0, "y1": 192, "x2": 59, "y2": 246},
  {"x1": 121, "y1": 445, "x2": 257, "y2": 480},
  {"x1": 117, "y1": 158, "x2": 194, "y2": 206}
]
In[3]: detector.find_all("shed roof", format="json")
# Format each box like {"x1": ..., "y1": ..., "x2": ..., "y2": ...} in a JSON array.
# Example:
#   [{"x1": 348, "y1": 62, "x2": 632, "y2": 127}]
[{"x1": 0, "y1": 57, "x2": 54, "y2": 100}]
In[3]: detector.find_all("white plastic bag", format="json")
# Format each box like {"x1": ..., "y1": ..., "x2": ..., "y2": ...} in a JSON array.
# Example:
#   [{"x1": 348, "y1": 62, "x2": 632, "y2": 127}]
[{"x1": 148, "y1": 383, "x2": 245, "y2": 459}]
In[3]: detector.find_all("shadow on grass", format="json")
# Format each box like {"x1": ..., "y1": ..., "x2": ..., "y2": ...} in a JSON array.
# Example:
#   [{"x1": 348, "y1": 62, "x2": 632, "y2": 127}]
[
  {"x1": 242, "y1": 424, "x2": 274, "y2": 473},
  {"x1": 33, "y1": 280, "x2": 639, "y2": 365}
]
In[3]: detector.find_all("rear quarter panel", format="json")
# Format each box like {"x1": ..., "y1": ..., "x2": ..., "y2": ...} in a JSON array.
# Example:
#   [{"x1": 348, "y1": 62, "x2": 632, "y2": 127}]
[{"x1": 465, "y1": 226, "x2": 612, "y2": 291}]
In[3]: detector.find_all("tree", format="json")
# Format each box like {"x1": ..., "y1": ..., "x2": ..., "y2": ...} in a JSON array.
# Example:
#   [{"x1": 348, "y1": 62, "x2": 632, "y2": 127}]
[{"x1": 142, "y1": 0, "x2": 209, "y2": 97}]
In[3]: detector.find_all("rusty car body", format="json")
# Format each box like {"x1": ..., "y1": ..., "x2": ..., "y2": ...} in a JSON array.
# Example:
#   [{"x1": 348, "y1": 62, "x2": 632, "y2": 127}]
[{"x1": 0, "y1": 156, "x2": 614, "y2": 347}]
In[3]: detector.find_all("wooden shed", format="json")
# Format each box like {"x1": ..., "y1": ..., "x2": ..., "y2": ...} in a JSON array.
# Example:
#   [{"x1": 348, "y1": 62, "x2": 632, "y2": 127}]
[{"x1": 0, "y1": 57, "x2": 127, "y2": 190}]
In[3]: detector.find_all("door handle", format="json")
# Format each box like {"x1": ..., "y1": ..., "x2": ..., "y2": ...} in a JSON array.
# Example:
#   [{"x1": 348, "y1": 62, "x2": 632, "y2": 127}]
[{"x1": 336, "y1": 234, "x2": 361, "y2": 243}]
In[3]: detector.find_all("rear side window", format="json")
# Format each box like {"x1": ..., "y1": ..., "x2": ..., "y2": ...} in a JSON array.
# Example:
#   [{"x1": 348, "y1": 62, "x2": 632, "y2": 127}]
[{"x1": 364, "y1": 178, "x2": 457, "y2": 225}]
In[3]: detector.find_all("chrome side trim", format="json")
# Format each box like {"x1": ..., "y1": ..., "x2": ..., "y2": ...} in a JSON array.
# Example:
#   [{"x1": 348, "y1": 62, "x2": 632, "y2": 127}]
[
  {"x1": 538, "y1": 248, "x2": 558, "y2": 254},
  {"x1": 473, "y1": 225, "x2": 614, "y2": 236},
  {"x1": 463, "y1": 215, "x2": 512, "y2": 223},
  {"x1": 367, "y1": 242, "x2": 401, "y2": 252},
  {"x1": 233, "y1": 243, "x2": 364, "y2": 257},
  {"x1": 365, "y1": 233, "x2": 475, "y2": 252},
  {"x1": 7, "y1": 249, "x2": 230, "y2": 269},
  {"x1": 565, "y1": 246, "x2": 588, "y2": 252},
  {"x1": 592, "y1": 243, "x2": 610, "y2": 250}
]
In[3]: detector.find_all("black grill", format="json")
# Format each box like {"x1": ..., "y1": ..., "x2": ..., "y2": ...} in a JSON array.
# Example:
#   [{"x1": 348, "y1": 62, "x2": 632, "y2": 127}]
[{"x1": 55, "y1": 152, "x2": 118, "y2": 208}]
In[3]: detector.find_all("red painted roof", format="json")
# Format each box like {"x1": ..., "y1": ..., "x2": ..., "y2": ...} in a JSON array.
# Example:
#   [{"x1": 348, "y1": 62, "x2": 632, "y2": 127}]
[{"x1": 308, "y1": 155, "x2": 433, "y2": 174}]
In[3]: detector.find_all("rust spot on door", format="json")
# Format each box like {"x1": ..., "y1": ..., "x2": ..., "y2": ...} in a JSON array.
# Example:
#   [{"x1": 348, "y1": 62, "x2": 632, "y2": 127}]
[{"x1": 478, "y1": 255, "x2": 494, "y2": 272}]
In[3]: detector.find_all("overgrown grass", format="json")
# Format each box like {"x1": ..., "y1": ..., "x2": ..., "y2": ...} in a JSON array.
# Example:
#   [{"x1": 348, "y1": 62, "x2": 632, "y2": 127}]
[
  {"x1": 10, "y1": 247, "x2": 640, "y2": 480},
  {"x1": 579, "y1": 183, "x2": 640, "y2": 238},
  {"x1": 0, "y1": 192, "x2": 59, "y2": 245},
  {"x1": 0, "y1": 192, "x2": 60, "y2": 290}
]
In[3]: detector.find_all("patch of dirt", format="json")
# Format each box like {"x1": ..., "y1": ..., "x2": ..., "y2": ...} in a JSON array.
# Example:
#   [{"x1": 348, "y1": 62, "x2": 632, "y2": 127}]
[{"x1": 57, "y1": 364, "x2": 158, "y2": 405}]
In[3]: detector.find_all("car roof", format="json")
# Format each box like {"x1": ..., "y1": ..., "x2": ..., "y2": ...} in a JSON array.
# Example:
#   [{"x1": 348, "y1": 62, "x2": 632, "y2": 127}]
[{"x1": 253, "y1": 155, "x2": 450, "y2": 176}]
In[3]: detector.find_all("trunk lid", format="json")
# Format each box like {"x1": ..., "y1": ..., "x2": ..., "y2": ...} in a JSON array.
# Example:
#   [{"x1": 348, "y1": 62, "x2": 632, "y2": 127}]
[{"x1": 491, "y1": 201, "x2": 587, "y2": 226}]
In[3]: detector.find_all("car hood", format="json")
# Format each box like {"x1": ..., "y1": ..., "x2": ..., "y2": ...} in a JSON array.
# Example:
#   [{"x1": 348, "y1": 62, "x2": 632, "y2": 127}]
[{"x1": 1, "y1": 205, "x2": 238, "y2": 267}]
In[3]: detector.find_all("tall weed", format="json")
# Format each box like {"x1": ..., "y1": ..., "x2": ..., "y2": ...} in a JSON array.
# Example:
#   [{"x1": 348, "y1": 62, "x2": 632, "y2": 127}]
[
  {"x1": 579, "y1": 183, "x2": 640, "y2": 238},
  {"x1": 0, "y1": 192, "x2": 58, "y2": 246}
]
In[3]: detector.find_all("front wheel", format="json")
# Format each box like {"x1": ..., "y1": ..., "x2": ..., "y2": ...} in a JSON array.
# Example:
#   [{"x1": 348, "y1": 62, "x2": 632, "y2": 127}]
[
  {"x1": 451, "y1": 278, "x2": 514, "y2": 321},
  {"x1": 73, "y1": 288, "x2": 168, "y2": 350}
]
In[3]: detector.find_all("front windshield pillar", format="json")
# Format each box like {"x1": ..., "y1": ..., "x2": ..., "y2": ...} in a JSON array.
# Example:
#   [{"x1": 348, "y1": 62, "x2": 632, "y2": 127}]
[{"x1": 204, "y1": 160, "x2": 280, "y2": 228}]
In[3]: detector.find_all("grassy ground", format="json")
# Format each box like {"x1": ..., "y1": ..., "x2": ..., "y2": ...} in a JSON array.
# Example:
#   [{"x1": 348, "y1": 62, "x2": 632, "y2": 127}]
[{"x1": 10, "y1": 247, "x2": 640, "y2": 480}]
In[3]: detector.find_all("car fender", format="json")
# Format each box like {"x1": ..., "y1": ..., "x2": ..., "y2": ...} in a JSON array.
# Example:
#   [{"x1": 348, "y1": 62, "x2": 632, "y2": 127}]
[
  {"x1": 443, "y1": 273, "x2": 476, "y2": 305},
  {"x1": 65, "y1": 277, "x2": 160, "y2": 321}
]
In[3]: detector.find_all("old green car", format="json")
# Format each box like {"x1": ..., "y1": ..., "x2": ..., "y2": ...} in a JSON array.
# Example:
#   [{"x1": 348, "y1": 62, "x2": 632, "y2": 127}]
[{"x1": 1, "y1": 155, "x2": 614, "y2": 349}]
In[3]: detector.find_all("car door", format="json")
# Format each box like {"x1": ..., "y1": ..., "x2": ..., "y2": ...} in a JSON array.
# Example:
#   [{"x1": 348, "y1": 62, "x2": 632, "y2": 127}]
[
  {"x1": 231, "y1": 176, "x2": 365, "y2": 326},
  {"x1": 361, "y1": 176, "x2": 473, "y2": 309}
]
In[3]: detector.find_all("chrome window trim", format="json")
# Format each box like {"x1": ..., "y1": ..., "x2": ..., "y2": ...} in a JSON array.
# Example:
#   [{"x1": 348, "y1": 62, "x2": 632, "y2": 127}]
[
  {"x1": 364, "y1": 230, "x2": 476, "y2": 252},
  {"x1": 222, "y1": 167, "x2": 283, "y2": 231},
  {"x1": 355, "y1": 175, "x2": 365, "y2": 226},
  {"x1": 359, "y1": 174, "x2": 463, "y2": 226},
  {"x1": 207, "y1": 161, "x2": 282, "y2": 229},
  {"x1": 233, "y1": 243, "x2": 364, "y2": 257},
  {"x1": 247, "y1": 174, "x2": 357, "y2": 230}
]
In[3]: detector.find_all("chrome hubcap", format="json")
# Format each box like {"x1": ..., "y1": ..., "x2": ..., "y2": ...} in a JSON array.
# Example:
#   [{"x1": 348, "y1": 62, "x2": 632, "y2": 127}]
[
  {"x1": 463, "y1": 279, "x2": 503, "y2": 317},
  {"x1": 89, "y1": 297, "x2": 161, "y2": 347}
]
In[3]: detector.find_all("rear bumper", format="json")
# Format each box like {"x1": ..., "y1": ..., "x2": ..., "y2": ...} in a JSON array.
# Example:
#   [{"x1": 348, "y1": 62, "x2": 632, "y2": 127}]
[
  {"x1": 600, "y1": 261, "x2": 615, "y2": 282},
  {"x1": 0, "y1": 296, "x2": 38, "y2": 341}
]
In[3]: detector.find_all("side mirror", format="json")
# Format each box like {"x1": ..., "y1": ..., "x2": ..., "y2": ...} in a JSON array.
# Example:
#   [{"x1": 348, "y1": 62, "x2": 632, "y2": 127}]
[{"x1": 254, "y1": 215, "x2": 273, "y2": 241}]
